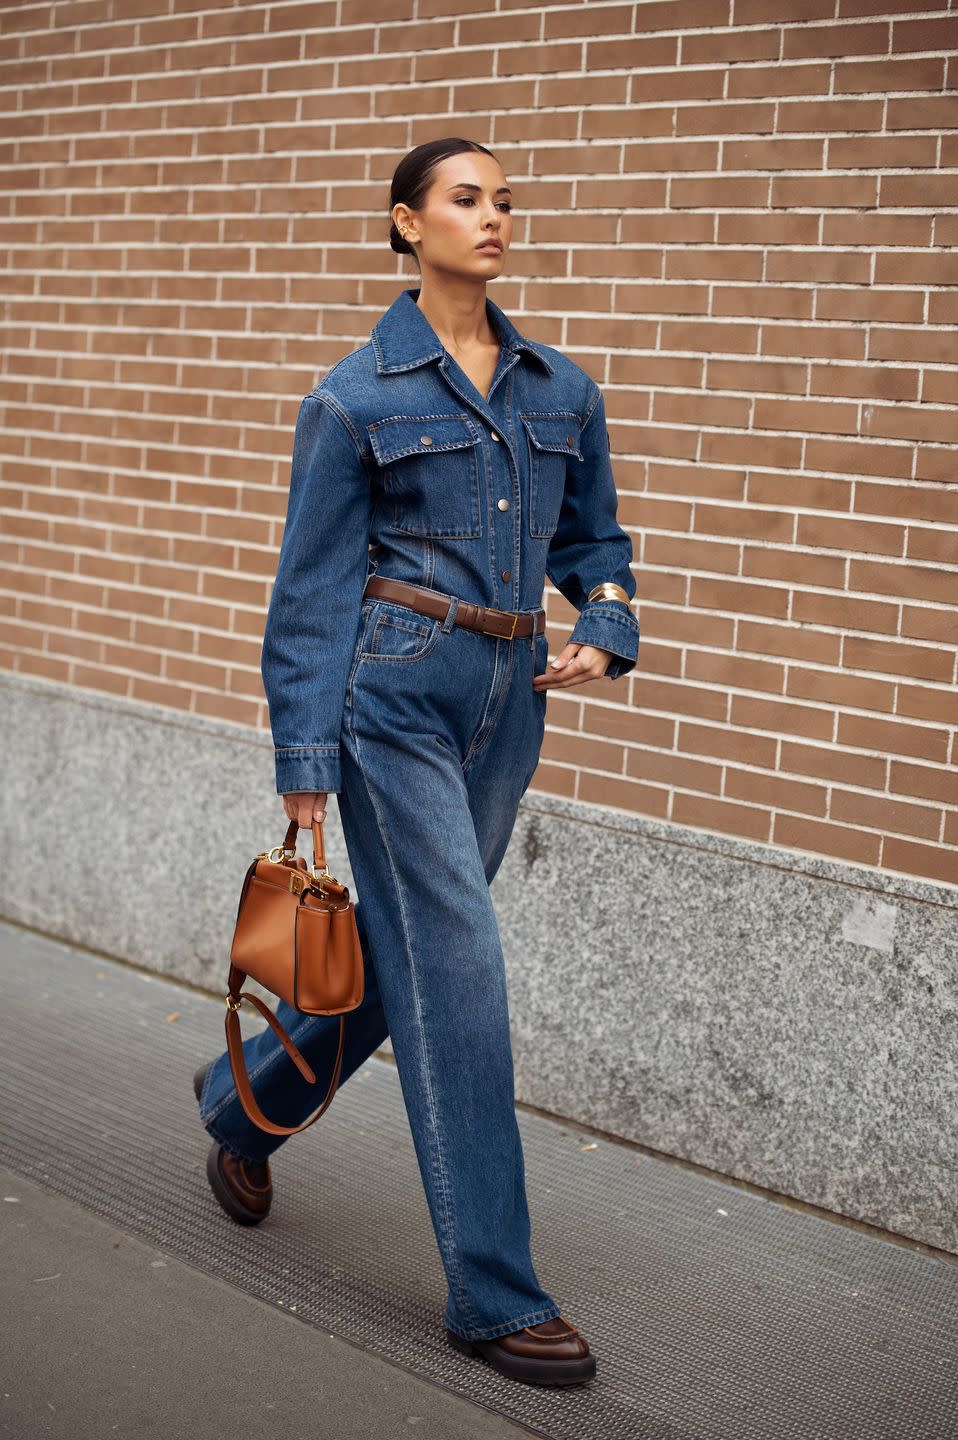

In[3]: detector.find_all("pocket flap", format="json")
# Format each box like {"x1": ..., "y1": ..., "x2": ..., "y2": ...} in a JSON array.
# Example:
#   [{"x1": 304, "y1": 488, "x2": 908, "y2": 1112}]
[
  {"x1": 368, "y1": 414, "x2": 479, "y2": 466},
  {"x1": 519, "y1": 414, "x2": 583, "y2": 460}
]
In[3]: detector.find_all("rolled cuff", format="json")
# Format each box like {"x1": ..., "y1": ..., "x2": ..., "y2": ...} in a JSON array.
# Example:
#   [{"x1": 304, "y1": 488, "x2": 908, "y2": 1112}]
[
  {"x1": 568, "y1": 601, "x2": 640, "y2": 680},
  {"x1": 274, "y1": 744, "x2": 342, "y2": 796}
]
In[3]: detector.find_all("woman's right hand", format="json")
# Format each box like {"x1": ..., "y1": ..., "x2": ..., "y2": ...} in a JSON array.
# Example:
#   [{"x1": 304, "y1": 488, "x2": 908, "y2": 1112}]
[{"x1": 282, "y1": 792, "x2": 329, "y2": 826}]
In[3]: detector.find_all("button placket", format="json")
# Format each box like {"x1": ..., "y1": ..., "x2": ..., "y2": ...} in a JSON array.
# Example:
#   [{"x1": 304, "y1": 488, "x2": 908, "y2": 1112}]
[
  {"x1": 498, "y1": 379, "x2": 523, "y2": 610},
  {"x1": 492, "y1": 420, "x2": 520, "y2": 606},
  {"x1": 428, "y1": 355, "x2": 524, "y2": 606},
  {"x1": 485, "y1": 420, "x2": 514, "y2": 607}
]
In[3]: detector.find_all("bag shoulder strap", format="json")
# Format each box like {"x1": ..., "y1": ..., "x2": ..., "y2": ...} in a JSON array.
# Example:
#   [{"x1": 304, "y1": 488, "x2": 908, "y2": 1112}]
[{"x1": 224, "y1": 987, "x2": 346, "y2": 1137}]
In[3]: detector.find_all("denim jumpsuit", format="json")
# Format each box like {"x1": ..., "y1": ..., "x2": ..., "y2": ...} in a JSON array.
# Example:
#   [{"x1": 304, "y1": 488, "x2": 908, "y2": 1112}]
[{"x1": 197, "y1": 285, "x2": 640, "y2": 1342}]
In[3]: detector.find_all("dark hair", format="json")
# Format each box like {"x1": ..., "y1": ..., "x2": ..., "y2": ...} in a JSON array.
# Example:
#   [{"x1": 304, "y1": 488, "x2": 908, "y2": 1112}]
[{"x1": 388, "y1": 138, "x2": 499, "y2": 267}]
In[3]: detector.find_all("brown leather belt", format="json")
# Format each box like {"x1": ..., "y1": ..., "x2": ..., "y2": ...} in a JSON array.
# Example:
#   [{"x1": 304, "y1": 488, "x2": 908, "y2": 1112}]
[{"x1": 363, "y1": 575, "x2": 545, "y2": 640}]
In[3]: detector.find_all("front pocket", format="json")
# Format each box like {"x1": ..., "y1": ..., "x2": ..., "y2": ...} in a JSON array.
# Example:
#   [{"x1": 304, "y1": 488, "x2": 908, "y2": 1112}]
[
  {"x1": 533, "y1": 630, "x2": 550, "y2": 709},
  {"x1": 533, "y1": 629, "x2": 550, "y2": 678},
  {"x1": 519, "y1": 413, "x2": 582, "y2": 539},
  {"x1": 367, "y1": 413, "x2": 482, "y2": 538},
  {"x1": 359, "y1": 604, "x2": 441, "y2": 664}
]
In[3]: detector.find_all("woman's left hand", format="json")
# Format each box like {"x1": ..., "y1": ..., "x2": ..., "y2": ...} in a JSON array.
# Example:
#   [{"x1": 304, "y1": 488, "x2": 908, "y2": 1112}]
[{"x1": 532, "y1": 641, "x2": 616, "y2": 691}]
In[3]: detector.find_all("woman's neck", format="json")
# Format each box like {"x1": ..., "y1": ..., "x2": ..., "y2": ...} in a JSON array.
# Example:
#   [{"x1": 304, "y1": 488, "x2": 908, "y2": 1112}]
[{"x1": 413, "y1": 279, "x2": 498, "y2": 355}]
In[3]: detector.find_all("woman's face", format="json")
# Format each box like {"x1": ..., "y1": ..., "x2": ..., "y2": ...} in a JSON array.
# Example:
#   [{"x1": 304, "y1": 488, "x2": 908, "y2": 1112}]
[{"x1": 396, "y1": 152, "x2": 513, "y2": 279}]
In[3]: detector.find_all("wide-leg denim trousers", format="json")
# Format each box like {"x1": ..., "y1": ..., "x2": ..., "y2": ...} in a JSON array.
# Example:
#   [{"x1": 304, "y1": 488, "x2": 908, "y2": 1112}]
[{"x1": 197, "y1": 593, "x2": 561, "y2": 1341}]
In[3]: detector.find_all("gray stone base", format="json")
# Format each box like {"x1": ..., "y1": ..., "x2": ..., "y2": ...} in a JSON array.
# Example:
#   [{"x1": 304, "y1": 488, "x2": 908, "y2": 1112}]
[{"x1": 2, "y1": 671, "x2": 955, "y2": 1253}]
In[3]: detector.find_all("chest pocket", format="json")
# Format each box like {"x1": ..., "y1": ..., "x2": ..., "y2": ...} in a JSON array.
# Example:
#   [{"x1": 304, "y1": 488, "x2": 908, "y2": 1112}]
[
  {"x1": 367, "y1": 413, "x2": 482, "y2": 539},
  {"x1": 519, "y1": 413, "x2": 582, "y2": 539}
]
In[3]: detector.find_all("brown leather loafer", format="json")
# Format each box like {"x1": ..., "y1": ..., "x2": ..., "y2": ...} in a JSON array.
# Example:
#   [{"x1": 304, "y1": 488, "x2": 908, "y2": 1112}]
[
  {"x1": 445, "y1": 1315, "x2": 597, "y2": 1386},
  {"x1": 193, "y1": 1062, "x2": 272, "y2": 1226},
  {"x1": 204, "y1": 1140, "x2": 272, "y2": 1226}
]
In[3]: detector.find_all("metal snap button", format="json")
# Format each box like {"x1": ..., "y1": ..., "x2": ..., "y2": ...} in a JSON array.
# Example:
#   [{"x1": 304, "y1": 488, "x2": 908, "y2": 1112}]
[
  {"x1": 497, "y1": 498, "x2": 509, "y2": 511},
  {"x1": 490, "y1": 431, "x2": 500, "y2": 442},
  {"x1": 565, "y1": 436, "x2": 574, "y2": 447},
  {"x1": 420, "y1": 435, "x2": 433, "y2": 445},
  {"x1": 501, "y1": 568, "x2": 511, "y2": 581}
]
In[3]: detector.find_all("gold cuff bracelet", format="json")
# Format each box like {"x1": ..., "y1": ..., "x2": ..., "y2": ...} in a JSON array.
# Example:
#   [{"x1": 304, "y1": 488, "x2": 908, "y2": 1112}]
[{"x1": 587, "y1": 582, "x2": 633, "y2": 608}]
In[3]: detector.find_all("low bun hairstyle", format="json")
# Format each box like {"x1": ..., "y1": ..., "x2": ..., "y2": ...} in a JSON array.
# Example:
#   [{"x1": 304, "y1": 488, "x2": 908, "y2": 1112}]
[{"x1": 389, "y1": 137, "x2": 498, "y2": 266}]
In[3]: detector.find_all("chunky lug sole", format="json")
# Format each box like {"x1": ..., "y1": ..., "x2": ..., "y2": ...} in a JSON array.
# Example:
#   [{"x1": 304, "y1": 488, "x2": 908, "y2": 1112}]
[
  {"x1": 204, "y1": 1141, "x2": 270, "y2": 1226},
  {"x1": 444, "y1": 1326, "x2": 597, "y2": 1386}
]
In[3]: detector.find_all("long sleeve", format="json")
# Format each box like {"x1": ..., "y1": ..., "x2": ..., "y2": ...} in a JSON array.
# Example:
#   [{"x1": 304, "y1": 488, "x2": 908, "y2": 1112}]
[
  {"x1": 261, "y1": 390, "x2": 372, "y2": 794},
  {"x1": 546, "y1": 383, "x2": 640, "y2": 680}
]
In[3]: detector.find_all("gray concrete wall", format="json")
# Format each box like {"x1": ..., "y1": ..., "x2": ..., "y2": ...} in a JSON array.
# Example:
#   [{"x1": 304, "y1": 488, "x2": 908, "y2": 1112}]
[{"x1": 2, "y1": 670, "x2": 955, "y2": 1253}]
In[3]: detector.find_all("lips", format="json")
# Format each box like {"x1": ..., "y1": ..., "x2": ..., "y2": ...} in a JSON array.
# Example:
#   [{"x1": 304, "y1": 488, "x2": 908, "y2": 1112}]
[{"x1": 476, "y1": 241, "x2": 503, "y2": 253}]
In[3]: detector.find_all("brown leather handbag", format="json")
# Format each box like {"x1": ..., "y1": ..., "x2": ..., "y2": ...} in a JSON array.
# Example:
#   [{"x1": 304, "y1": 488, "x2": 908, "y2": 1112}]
[{"x1": 225, "y1": 816, "x2": 364, "y2": 1136}]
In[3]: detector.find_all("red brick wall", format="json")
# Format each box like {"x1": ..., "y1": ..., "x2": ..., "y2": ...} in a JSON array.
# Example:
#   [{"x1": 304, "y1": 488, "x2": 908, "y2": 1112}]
[{"x1": 1, "y1": 1, "x2": 956, "y2": 887}]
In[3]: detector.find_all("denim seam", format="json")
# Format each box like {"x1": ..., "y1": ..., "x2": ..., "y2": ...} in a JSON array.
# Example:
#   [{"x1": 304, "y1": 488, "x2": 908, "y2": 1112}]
[
  {"x1": 310, "y1": 344, "x2": 377, "y2": 408},
  {"x1": 368, "y1": 411, "x2": 479, "y2": 452},
  {"x1": 203, "y1": 1115, "x2": 265, "y2": 1167},
  {"x1": 517, "y1": 408, "x2": 583, "y2": 423},
  {"x1": 463, "y1": 637, "x2": 513, "y2": 770},
  {"x1": 462, "y1": 636, "x2": 506, "y2": 766},
  {"x1": 378, "y1": 357, "x2": 443, "y2": 376},
  {"x1": 311, "y1": 389, "x2": 370, "y2": 464},
  {"x1": 347, "y1": 706, "x2": 481, "y2": 1331},
  {"x1": 379, "y1": 440, "x2": 476, "y2": 461},
  {"x1": 385, "y1": 523, "x2": 482, "y2": 540},
  {"x1": 275, "y1": 744, "x2": 339, "y2": 753},
  {"x1": 582, "y1": 382, "x2": 602, "y2": 433},
  {"x1": 357, "y1": 646, "x2": 439, "y2": 666},
  {"x1": 446, "y1": 1301, "x2": 563, "y2": 1343},
  {"x1": 376, "y1": 615, "x2": 433, "y2": 637},
  {"x1": 368, "y1": 410, "x2": 473, "y2": 424},
  {"x1": 486, "y1": 460, "x2": 500, "y2": 585},
  {"x1": 499, "y1": 377, "x2": 522, "y2": 549},
  {"x1": 344, "y1": 615, "x2": 370, "y2": 714},
  {"x1": 359, "y1": 615, "x2": 441, "y2": 664},
  {"x1": 578, "y1": 606, "x2": 639, "y2": 626}
]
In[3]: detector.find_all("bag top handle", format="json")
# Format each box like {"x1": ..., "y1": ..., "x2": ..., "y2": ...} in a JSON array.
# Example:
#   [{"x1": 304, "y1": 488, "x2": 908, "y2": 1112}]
[{"x1": 281, "y1": 815, "x2": 327, "y2": 873}]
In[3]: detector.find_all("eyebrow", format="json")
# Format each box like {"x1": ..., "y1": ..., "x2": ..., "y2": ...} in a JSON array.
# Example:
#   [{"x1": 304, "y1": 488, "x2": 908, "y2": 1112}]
[{"x1": 447, "y1": 182, "x2": 513, "y2": 196}]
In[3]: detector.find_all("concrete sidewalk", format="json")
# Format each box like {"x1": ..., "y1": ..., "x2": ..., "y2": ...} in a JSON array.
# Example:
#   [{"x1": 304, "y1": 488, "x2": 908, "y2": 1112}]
[
  {"x1": 1, "y1": 918, "x2": 957, "y2": 1440},
  {"x1": 0, "y1": 1163, "x2": 528, "y2": 1440}
]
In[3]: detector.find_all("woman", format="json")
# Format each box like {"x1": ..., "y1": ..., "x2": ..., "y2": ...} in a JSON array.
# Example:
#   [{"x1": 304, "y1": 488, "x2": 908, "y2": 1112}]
[{"x1": 194, "y1": 137, "x2": 640, "y2": 1387}]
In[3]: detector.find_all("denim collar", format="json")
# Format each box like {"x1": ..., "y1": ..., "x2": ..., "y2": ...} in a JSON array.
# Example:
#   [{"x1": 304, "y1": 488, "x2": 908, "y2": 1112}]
[{"x1": 372, "y1": 285, "x2": 555, "y2": 378}]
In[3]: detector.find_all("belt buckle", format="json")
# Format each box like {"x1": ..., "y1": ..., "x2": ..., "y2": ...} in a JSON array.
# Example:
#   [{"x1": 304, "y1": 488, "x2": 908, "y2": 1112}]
[{"x1": 480, "y1": 606, "x2": 518, "y2": 640}]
